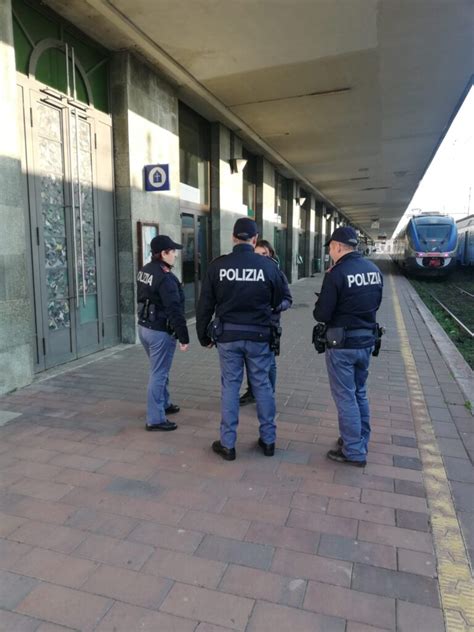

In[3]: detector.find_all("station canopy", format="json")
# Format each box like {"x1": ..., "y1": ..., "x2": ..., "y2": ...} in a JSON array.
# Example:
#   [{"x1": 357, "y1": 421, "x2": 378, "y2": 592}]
[{"x1": 45, "y1": 0, "x2": 473, "y2": 239}]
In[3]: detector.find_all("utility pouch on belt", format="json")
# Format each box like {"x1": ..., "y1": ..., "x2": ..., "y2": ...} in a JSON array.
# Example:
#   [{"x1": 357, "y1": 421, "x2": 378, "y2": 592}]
[
  {"x1": 325, "y1": 327, "x2": 346, "y2": 349},
  {"x1": 312, "y1": 323, "x2": 327, "y2": 354},
  {"x1": 166, "y1": 318, "x2": 178, "y2": 339},
  {"x1": 372, "y1": 323, "x2": 385, "y2": 357},
  {"x1": 270, "y1": 325, "x2": 282, "y2": 356},
  {"x1": 207, "y1": 318, "x2": 223, "y2": 343},
  {"x1": 137, "y1": 299, "x2": 149, "y2": 320}
]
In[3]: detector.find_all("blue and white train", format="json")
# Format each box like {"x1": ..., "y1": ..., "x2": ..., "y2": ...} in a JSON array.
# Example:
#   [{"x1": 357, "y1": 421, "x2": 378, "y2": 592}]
[
  {"x1": 391, "y1": 213, "x2": 458, "y2": 276},
  {"x1": 456, "y1": 215, "x2": 474, "y2": 266}
]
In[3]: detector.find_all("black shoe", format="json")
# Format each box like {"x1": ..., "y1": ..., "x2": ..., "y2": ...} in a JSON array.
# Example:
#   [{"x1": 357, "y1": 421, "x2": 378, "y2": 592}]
[
  {"x1": 165, "y1": 404, "x2": 180, "y2": 415},
  {"x1": 326, "y1": 449, "x2": 366, "y2": 467},
  {"x1": 239, "y1": 390, "x2": 256, "y2": 406},
  {"x1": 212, "y1": 440, "x2": 236, "y2": 461},
  {"x1": 145, "y1": 420, "x2": 177, "y2": 431},
  {"x1": 337, "y1": 436, "x2": 343, "y2": 447},
  {"x1": 258, "y1": 438, "x2": 275, "y2": 457}
]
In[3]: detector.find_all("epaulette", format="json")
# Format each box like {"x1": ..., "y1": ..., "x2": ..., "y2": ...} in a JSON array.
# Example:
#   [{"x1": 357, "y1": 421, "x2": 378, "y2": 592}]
[{"x1": 210, "y1": 254, "x2": 227, "y2": 264}]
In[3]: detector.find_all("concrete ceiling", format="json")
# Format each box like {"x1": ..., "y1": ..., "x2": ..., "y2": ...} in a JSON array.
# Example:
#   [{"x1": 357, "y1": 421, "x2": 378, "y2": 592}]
[{"x1": 46, "y1": 0, "x2": 474, "y2": 238}]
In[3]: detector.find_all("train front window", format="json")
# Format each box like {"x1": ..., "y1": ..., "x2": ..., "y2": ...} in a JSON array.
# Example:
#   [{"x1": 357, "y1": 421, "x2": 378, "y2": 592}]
[{"x1": 416, "y1": 224, "x2": 452, "y2": 243}]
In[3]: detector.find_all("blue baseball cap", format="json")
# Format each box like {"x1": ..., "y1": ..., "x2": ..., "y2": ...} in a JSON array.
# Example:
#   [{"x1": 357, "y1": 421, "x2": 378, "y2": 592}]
[
  {"x1": 325, "y1": 226, "x2": 358, "y2": 247},
  {"x1": 151, "y1": 235, "x2": 183, "y2": 254},
  {"x1": 233, "y1": 217, "x2": 258, "y2": 240}
]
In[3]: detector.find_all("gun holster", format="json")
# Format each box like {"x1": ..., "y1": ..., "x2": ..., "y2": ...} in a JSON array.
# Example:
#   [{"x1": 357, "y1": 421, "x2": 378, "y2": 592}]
[
  {"x1": 312, "y1": 323, "x2": 327, "y2": 354},
  {"x1": 207, "y1": 318, "x2": 223, "y2": 344},
  {"x1": 270, "y1": 325, "x2": 282, "y2": 356},
  {"x1": 372, "y1": 323, "x2": 386, "y2": 357}
]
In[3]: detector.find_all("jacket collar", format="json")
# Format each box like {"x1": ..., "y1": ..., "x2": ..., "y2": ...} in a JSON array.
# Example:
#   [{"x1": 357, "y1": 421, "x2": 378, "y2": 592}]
[{"x1": 233, "y1": 243, "x2": 255, "y2": 253}]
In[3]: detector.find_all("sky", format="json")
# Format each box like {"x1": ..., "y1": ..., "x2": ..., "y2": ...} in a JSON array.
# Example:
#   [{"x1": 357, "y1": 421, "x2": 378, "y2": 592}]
[{"x1": 392, "y1": 85, "x2": 474, "y2": 237}]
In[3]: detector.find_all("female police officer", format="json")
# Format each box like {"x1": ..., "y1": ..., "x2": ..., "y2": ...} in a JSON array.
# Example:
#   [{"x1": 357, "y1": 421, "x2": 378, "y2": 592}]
[{"x1": 137, "y1": 235, "x2": 189, "y2": 431}]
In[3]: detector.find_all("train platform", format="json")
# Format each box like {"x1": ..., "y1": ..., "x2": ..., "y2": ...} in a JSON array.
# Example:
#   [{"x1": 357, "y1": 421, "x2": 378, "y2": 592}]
[{"x1": 0, "y1": 257, "x2": 472, "y2": 632}]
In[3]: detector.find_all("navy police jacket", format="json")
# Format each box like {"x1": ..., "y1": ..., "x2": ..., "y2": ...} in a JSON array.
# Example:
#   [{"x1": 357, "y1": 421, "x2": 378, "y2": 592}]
[
  {"x1": 313, "y1": 251, "x2": 383, "y2": 347},
  {"x1": 137, "y1": 260, "x2": 189, "y2": 344},
  {"x1": 196, "y1": 243, "x2": 286, "y2": 345}
]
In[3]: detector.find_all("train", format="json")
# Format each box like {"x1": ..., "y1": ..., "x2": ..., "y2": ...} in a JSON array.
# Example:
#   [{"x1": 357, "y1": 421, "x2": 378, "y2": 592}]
[
  {"x1": 391, "y1": 213, "x2": 458, "y2": 276},
  {"x1": 456, "y1": 215, "x2": 474, "y2": 266}
]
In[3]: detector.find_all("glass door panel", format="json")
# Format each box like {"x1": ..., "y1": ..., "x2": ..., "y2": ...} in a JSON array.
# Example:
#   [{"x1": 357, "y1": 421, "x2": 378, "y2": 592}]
[
  {"x1": 181, "y1": 213, "x2": 196, "y2": 317},
  {"x1": 34, "y1": 100, "x2": 75, "y2": 367}
]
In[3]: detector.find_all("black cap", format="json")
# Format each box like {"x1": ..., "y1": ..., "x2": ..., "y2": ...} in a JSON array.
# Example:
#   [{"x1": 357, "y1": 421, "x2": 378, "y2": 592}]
[
  {"x1": 325, "y1": 226, "x2": 358, "y2": 247},
  {"x1": 233, "y1": 217, "x2": 258, "y2": 240},
  {"x1": 150, "y1": 235, "x2": 183, "y2": 254}
]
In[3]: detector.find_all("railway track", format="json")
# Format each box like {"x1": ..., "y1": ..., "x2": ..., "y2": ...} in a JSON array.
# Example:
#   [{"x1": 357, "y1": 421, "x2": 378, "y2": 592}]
[
  {"x1": 409, "y1": 270, "x2": 474, "y2": 368},
  {"x1": 429, "y1": 291, "x2": 474, "y2": 338}
]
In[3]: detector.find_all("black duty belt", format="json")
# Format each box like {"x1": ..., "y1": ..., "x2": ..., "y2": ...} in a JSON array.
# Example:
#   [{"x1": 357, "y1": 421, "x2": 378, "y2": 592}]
[
  {"x1": 222, "y1": 323, "x2": 271, "y2": 334},
  {"x1": 345, "y1": 328, "x2": 376, "y2": 337}
]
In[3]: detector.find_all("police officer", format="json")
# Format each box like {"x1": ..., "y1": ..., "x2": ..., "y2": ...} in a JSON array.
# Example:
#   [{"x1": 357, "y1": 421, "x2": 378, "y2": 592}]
[
  {"x1": 240, "y1": 240, "x2": 292, "y2": 404},
  {"x1": 313, "y1": 226, "x2": 383, "y2": 466},
  {"x1": 137, "y1": 235, "x2": 189, "y2": 432},
  {"x1": 196, "y1": 218, "x2": 285, "y2": 461}
]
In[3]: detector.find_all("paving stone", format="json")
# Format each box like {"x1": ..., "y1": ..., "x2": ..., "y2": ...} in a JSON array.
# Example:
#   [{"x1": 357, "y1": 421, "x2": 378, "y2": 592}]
[
  {"x1": 105, "y1": 477, "x2": 164, "y2": 498},
  {"x1": 327, "y1": 498, "x2": 395, "y2": 525},
  {"x1": 9, "y1": 520, "x2": 86, "y2": 553},
  {"x1": 364, "y1": 463, "x2": 423, "y2": 482},
  {"x1": 394, "y1": 479, "x2": 426, "y2": 498},
  {"x1": 81, "y1": 563, "x2": 172, "y2": 609},
  {"x1": 0, "y1": 609, "x2": 39, "y2": 632},
  {"x1": 246, "y1": 601, "x2": 345, "y2": 632},
  {"x1": 361, "y1": 489, "x2": 428, "y2": 512},
  {"x1": 397, "y1": 600, "x2": 445, "y2": 632},
  {"x1": 244, "y1": 521, "x2": 319, "y2": 554},
  {"x1": 398, "y1": 549, "x2": 437, "y2": 578},
  {"x1": 16, "y1": 583, "x2": 112, "y2": 632},
  {"x1": 12, "y1": 547, "x2": 99, "y2": 587},
  {"x1": 443, "y1": 456, "x2": 474, "y2": 483},
  {"x1": 271, "y1": 547, "x2": 352, "y2": 587},
  {"x1": 346, "y1": 623, "x2": 389, "y2": 632},
  {"x1": 195, "y1": 534, "x2": 274, "y2": 570},
  {"x1": 221, "y1": 498, "x2": 289, "y2": 525},
  {"x1": 142, "y1": 547, "x2": 226, "y2": 588},
  {"x1": 450, "y1": 481, "x2": 474, "y2": 512},
  {"x1": 161, "y1": 583, "x2": 254, "y2": 631},
  {"x1": 128, "y1": 522, "x2": 204, "y2": 554},
  {"x1": 393, "y1": 455, "x2": 423, "y2": 470},
  {"x1": 352, "y1": 563, "x2": 440, "y2": 608},
  {"x1": 396, "y1": 509, "x2": 431, "y2": 532},
  {"x1": 74, "y1": 533, "x2": 154, "y2": 570},
  {"x1": 65, "y1": 507, "x2": 138, "y2": 538},
  {"x1": 392, "y1": 435, "x2": 417, "y2": 448},
  {"x1": 298, "y1": 479, "x2": 362, "y2": 500},
  {"x1": 7, "y1": 478, "x2": 73, "y2": 502},
  {"x1": 0, "y1": 569, "x2": 38, "y2": 609},
  {"x1": 0, "y1": 538, "x2": 31, "y2": 570},
  {"x1": 303, "y1": 580, "x2": 395, "y2": 629},
  {"x1": 178, "y1": 509, "x2": 250, "y2": 540},
  {"x1": 318, "y1": 533, "x2": 396, "y2": 570},
  {"x1": 95, "y1": 601, "x2": 197, "y2": 632},
  {"x1": 219, "y1": 564, "x2": 306, "y2": 607},
  {"x1": 358, "y1": 520, "x2": 433, "y2": 553},
  {"x1": 287, "y1": 508, "x2": 358, "y2": 538}
]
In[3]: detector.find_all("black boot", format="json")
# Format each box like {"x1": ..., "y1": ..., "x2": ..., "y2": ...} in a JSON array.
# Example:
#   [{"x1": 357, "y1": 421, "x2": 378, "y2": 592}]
[
  {"x1": 239, "y1": 389, "x2": 255, "y2": 406},
  {"x1": 165, "y1": 404, "x2": 180, "y2": 415},
  {"x1": 326, "y1": 449, "x2": 366, "y2": 467},
  {"x1": 258, "y1": 438, "x2": 275, "y2": 457},
  {"x1": 212, "y1": 440, "x2": 236, "y2": 461}
]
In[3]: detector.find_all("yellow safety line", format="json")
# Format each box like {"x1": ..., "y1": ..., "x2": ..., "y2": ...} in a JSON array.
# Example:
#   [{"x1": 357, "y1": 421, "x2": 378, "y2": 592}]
[{"x1": 390, "y1": 276, "x2": 474, "y2": 631}]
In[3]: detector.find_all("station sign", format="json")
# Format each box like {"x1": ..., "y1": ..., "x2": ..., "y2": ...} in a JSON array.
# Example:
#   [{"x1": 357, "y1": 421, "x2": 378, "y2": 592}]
[{"x1": 144, "y1": 164, "x2": 170, "y2": 191}]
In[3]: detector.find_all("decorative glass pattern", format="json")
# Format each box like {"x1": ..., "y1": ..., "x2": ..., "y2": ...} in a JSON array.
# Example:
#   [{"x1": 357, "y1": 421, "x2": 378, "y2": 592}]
[
  {"x1": 37, "y1": 102, "x2": 70, "y2": 331},
  {"x1": 71, "y1": 116, "x2": 98, "y2": 308}
]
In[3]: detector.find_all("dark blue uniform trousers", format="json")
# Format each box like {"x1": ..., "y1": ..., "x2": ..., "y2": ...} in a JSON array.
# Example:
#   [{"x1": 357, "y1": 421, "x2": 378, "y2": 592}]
[
  {"x1": 139, "y1": 326, "x2": 176, "y2": 425},
  {"x1": 325, "y1": 347, "x2": 373, "y2": 462},
  {"x1": 217, "y1": 340, "x2": 276, "y2": 449}
]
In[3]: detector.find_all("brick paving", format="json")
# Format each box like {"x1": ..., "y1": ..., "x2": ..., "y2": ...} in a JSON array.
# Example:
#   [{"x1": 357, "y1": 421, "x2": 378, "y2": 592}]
[{"x1": 0, "y1": 257, "x2": 472, "y2": 631}]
